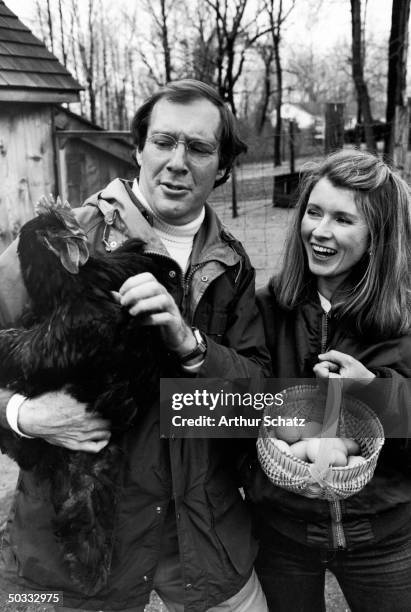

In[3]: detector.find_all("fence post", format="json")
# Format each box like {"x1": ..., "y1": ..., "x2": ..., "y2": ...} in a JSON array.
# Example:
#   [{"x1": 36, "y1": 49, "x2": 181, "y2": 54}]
[
  {"x1": 231, "y1": 164, "x2": 238, "y2": 218},
  {"x1": 324, "y1": 103, "x2": 345, "y2": 154},
  {"x1": 289, "y1": 120, "x2": 295, "y2": 173}
]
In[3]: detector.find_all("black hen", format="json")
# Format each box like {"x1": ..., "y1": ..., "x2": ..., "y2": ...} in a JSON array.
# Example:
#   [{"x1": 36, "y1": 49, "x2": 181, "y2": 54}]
[{"x1": 0, "y1": 198, "x2": 166, "y2": 593}]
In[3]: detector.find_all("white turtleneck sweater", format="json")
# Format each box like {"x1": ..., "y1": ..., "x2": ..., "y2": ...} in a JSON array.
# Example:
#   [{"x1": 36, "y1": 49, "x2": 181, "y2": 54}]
[{"x1": 132, "y1": 180, "x2": 204, "y2": 274}]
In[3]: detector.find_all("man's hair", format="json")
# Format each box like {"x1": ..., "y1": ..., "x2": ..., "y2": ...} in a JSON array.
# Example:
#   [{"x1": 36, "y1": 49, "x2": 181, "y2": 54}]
[
  {"x1": 274, "y1": 149, "x2": 411, "y2": 339},
  {"x1": 130, "y1": 79, "x2": 247, "y2": 188}
]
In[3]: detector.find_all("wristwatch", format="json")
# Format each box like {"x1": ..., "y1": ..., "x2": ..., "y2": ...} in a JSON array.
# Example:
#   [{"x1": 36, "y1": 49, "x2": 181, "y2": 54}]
[{"x1": 179, "y1": 328, "x2": 207, "y2": 364}]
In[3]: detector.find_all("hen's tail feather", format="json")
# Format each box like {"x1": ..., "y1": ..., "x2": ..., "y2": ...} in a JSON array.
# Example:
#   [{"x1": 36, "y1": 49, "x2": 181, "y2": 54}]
[{"x1": 51, "y1": 445, "x2": 123, "y2": 590}]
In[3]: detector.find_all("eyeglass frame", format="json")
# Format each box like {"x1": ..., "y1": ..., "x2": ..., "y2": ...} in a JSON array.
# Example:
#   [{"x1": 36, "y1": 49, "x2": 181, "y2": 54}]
[{"x1": 146, "y1": 132, "x2": 219, "y2": 163}]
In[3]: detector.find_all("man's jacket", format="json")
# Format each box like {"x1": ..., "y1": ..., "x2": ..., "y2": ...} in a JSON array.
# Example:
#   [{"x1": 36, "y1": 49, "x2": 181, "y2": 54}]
[{"x1": 0, "y1": 179, "x2": 270, "y2": 611}]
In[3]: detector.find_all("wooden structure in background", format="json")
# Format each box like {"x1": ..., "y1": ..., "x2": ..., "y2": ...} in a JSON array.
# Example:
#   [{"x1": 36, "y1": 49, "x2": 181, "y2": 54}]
[
  {"x1": 0, "y1": 0, "x2": 81, "y2": 251},
  {"x1": 54, "y1": 108, "x2": 135, "y2": 207},
  {"x1": 272, "y1": 171, "x2": 302, "y2": 208},
  {"x1": 0, "y1": 2, "x2": 136, "y2": 254}
]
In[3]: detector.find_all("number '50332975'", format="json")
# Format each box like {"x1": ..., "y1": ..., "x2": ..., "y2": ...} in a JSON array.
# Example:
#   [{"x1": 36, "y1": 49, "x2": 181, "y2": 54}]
[{"x1": 7, "y1": 592, "x2": 61, "y2": 603}]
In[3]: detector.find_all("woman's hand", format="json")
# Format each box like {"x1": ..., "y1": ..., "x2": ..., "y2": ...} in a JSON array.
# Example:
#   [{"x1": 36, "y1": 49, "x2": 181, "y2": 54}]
[{"x1": 313, "y1": 350, "x2": 375, "y2": 385}]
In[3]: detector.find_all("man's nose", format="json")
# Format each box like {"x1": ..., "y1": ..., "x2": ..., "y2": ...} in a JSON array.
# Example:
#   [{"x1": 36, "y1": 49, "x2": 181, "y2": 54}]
[{"x1": 166, "y1": 142, "x2": 188, "y2": 172}]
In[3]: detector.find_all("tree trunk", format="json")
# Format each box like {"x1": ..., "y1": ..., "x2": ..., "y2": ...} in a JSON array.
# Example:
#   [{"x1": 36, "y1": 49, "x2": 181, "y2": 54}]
[
  {"x1": 46, "y1": 0, "x2": 54, "y2": 53},
  {"x1": 273, "y1": 33, "x2": 282, "y2": 166},
  {"x1": 257, "y1": 45, "x2": 274, "y2": 133},
  {"x1": 384, "y1": 0, "x2": 411, "y2": 159},
  {"x1": 58, "y1": 0, "x2": 67, "y2": 65},
  {"x1": 392, "y1": 99, "x2": 411, "y2": 175},
  {"x1": 289, "y1": 120, "x2": 295, "y2": 173},
  {"x1": 350, "y1": 0, "x2": 376, "y2": 152},
  {"x1": 160, "y1": 0, "x2": 172, "y2": 82}
]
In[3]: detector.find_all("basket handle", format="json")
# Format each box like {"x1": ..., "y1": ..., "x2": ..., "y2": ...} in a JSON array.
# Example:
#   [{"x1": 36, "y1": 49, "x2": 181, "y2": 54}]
[{"x1": 309, "y1": 373, "x2": 343, "y2": 483}]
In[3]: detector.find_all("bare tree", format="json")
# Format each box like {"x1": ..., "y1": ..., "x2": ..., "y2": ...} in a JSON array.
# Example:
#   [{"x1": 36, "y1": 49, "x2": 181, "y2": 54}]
[
  {"x1": 58, "y1": 0, "x2": 67, "y2": 66},
  {"x1": 136, "y1": 0, "x2": 178, "y2": 85},
  {"x1": 384, "y1": 0, "x2": 411, "y2": 159},
  {"x1": 202, "y1": 0, "x2": 273, "y2": 116},
  {"x1": 255, "y1": 41, "x2": 274, "y2": 133},
  {"x1": 350, "y1": 0, "x2": 376, "y2": 152},
  {"x1": 261, "y1": 0, "x2": 296, "y2": 166},
  {"x1": 34, "y1": 0, "x2": 47, "y2": 45},
  {"x1": 46, "y1": 0, "x2": 54, "y2": 53},
  {"x1": 183, "y1": 3, "x2": 217, "y2": 83}
]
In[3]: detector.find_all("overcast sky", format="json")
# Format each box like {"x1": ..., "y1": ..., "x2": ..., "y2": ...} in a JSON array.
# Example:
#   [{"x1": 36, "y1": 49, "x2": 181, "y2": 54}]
[{"x1": 5, "y1": 0, "x2": 393, "y2": 53}]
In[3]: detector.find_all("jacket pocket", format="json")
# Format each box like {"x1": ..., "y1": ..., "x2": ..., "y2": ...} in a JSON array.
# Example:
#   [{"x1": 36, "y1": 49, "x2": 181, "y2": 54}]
[
  {"x1": 201, "y1": 309, "x2": 228, "y2": 342},
  {"x1": 205, "y1": 479, "x2": 257, "y2": 575}
]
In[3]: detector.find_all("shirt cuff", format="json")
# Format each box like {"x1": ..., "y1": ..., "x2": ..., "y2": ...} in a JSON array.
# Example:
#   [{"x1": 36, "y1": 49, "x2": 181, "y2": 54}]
[
  {"x1": 181, "y1": 358, "x2": 205, "y2": 373},
  {"x1": 6, "y1": 393, "x2": 34, "y2": 438}
]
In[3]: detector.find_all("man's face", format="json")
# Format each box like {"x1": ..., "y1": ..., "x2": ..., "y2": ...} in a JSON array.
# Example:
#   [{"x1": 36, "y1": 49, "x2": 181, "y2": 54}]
[{"x1": 136, "y1": 98, "x2": 224, "y2": 226}]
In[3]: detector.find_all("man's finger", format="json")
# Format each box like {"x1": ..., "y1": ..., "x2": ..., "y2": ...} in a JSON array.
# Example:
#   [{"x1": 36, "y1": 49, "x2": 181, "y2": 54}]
[
  {"x1": 127, "y1": 294, "x2": 170, "y2": 317},
  {"x1": 86, "y1": 430, "x2": 112, "y2": 441},
  {"x1": 82, "y1": 416, "x2": 111, "y2": 431},
  {"x1": 141, "y1": 312, "x2": 174, "y2": 326},
  {"x1": 62, "y1": 438, "x2": 110, "y2": 453},
  {"x1": 119, "y1": 272, "x2": 156, "y2": 295}
]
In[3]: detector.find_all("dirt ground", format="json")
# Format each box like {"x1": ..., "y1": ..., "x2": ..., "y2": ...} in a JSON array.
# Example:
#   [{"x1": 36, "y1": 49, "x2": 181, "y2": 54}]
[{"x1": 0, "y1": 162, "x2": 350, "y2": 611}]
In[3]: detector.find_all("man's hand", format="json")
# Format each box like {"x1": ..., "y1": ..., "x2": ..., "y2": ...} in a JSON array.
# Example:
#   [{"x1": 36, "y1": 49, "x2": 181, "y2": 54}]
[
  {"x1": 314, "y1": 350, "x2": 375, "y2": 385},
  {"x1": 117, "y1": 272, "x2": 196, "y2": 356},
  {"x1": 18, "y1": 390, "x2": 111, "y2": 452}
]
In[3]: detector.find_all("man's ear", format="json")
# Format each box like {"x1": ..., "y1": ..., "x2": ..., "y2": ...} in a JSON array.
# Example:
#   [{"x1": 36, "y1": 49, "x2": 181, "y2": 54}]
[
  {"x1": 136, "y1": 148, "x2": 143, "y2": 166},
  {"x1": 216, "y1": 167, "x2": 226, "y2": 180}
]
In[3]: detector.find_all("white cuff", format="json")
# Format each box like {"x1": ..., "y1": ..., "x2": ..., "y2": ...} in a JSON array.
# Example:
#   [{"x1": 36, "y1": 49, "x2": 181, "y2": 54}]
[
  {"x1": 181, "y1": 358, "x2": 204, "y2": 373},
  {"x1": 6, "y1": 393, "x2": 34, "y2": 438}
]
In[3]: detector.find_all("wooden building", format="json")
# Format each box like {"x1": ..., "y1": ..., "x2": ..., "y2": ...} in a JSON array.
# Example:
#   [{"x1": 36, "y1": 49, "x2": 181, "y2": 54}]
[
  {"x1": 0, "y1": 1, "x2": 135, "y2": 253},
  {"x1": 54, "y1": 107, "x2": 136, "y2": 208}
]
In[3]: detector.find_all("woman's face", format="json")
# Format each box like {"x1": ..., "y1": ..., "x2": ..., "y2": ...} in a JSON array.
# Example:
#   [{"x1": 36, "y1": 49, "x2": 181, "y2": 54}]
[{"x1": 301, "y1": 177, "x2": 370, "y2": 299}]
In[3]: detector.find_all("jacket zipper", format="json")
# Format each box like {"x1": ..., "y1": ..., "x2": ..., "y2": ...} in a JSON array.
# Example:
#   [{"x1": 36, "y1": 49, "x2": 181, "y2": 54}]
[
  {"x1": 329, "y1": 500, "x2": 346, "y2": 549},
  {"x1": 182, "y1": 263, "x2": 206, "y2": 321},
  {"x1": 321, "y1": 312, "x2": 328, "y2": 353},
  {"x1": 321, "y1": 311, "x2": 347, "y2": 549}
]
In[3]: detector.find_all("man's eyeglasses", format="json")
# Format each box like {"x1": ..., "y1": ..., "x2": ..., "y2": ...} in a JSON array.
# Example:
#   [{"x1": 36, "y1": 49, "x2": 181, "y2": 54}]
[{"x1": 147, "y1": 133, "x2": 218, "y2": 164}]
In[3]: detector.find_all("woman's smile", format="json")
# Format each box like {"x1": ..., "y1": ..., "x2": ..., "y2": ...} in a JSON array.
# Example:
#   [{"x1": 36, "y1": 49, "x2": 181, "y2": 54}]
[{"x1": 301, "y1": 177, "x2": 370, "y2": 298}]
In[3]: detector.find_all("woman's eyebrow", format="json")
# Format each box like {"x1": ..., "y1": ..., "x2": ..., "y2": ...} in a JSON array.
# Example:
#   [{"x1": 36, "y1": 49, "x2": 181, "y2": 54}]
[{"x1": 306, "y1": 204, "x2": 361, "y2": 221}]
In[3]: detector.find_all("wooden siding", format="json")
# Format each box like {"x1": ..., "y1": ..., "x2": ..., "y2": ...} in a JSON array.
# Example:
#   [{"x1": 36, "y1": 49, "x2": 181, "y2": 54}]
[
  {"x1": 0, "y1": 103, "x2": 55, "y2": 252},
  {"x1": 63, "y1": 138, "x2": 136, "y2": 207},
  {"x1": 54, "y1": 107, "x2": 135, "y2": 205}
]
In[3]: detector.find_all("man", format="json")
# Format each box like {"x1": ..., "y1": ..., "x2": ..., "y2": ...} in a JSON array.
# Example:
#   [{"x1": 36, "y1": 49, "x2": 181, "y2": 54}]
[{"x1": 0, "y1": 80, "x2": 270, "y2": 611}]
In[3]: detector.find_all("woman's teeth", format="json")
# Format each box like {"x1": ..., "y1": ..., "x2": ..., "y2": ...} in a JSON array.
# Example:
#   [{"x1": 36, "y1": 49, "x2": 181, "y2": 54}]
[{"x1": 312, "y1": 245, "x2": 337, "y2": 256}]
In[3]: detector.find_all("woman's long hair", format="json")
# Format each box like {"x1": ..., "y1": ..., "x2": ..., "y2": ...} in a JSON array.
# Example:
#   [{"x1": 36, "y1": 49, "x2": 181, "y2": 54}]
[{"x1": 274, "y1": 149, "x2": 411, "y2": 339}]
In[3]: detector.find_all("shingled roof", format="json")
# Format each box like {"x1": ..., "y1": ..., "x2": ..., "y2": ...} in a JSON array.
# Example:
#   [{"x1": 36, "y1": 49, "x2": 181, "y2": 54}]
[{"x1": 0, "y1": 0, "x2": 82, "y2": 102}]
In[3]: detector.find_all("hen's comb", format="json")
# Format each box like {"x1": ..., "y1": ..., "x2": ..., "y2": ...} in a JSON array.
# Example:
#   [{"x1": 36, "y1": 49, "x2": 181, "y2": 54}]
[{"x1": 35, "y1": 194, "x2": 71, "y2": 216}]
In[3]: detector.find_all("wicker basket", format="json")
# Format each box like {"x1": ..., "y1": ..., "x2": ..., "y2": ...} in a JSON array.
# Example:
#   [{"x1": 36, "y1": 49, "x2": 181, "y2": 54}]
[{"x1": 257, "y1": 384, "x2": 384, "y2": 501}]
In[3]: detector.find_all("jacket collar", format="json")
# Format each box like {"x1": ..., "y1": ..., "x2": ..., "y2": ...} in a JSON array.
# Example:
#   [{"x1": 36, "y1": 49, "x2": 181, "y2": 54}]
[{"x1": 83, "y1": 178, "x2": 241, "y2": 269}]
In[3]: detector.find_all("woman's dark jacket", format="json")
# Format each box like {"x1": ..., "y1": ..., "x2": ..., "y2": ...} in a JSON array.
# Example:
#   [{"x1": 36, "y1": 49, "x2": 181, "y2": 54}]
[
  {"x1": 0, "y1": 179, "x2": 271, "y2": 611},
  {"x1": 245, "y1": 283, "x2": 411, "y2": 550}
]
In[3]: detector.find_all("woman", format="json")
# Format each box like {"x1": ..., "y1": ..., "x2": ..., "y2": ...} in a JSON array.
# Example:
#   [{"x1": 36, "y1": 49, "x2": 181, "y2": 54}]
[{"x1": 245, "y1": 150, "x2": 411, "y2": 612}]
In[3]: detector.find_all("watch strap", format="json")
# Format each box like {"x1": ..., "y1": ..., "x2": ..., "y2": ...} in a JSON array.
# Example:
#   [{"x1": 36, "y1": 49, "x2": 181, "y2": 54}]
[{"x1": 179, "y1": 328, "x2": 207, "y2": 364}]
